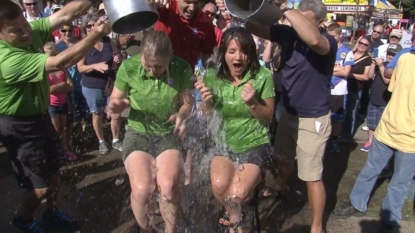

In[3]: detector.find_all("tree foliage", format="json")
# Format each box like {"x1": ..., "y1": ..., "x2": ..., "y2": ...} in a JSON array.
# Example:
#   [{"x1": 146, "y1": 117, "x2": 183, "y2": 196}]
[{"x1": 389, "y1": 0, "x2": 415, "y2": 17}]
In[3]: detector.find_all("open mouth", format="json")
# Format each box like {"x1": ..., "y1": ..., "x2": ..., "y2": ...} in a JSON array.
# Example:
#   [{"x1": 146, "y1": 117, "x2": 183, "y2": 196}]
[{"x1": 233, "y1": 63, "x2": 242, "y2": 72}]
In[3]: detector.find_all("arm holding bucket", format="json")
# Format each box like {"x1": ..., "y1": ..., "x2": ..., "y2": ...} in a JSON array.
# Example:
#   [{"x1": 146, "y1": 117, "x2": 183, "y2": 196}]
[
  {"x1": 283, "y1": 10, "x2": 330, "y2": 55},
  {"x1": 49, "y1": 0, "x2": 92, "y2": 31}
]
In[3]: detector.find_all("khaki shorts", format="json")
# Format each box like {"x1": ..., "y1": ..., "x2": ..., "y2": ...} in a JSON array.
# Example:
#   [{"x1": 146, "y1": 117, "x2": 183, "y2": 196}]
[
  {"x1": 274, "y1": 109, "x2": 331, "y2": 181},
  {"x1": 122, "y1": 127, "x2": 180, "y2": 161}
]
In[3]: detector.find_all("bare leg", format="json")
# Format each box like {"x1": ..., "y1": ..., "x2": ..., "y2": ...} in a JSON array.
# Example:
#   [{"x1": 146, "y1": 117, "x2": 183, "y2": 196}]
[
  {"x1": 276, "y1": 161, "x2": 294, "y2": 193},
  {"x1": 307, "y1": 180, "x2": 325, "y2": 233},
  {"x1": 110, "y1": 113, "x2": 120, "y2": 140},
  {"x1": 50, "y1": 116, "x2": 62, "y2": 151},
  {"x1": 331, "y1": 120, "x2": 342, "y2": 139},
  {"x1": 91, "y1": 113, "x2": 104, "y2": 141},
  {"x1": 156, "y1": 149, "x2": 182, "y2": 233},
  {"x1": 20, "y1": 189, "x2": 47, "y2": 222},
  {"x1": 125, "y1": 151, "x2": 156, "y2": 233},
  {"x1": 184, "y1": 149, "x2": 192, "y2": 186}
]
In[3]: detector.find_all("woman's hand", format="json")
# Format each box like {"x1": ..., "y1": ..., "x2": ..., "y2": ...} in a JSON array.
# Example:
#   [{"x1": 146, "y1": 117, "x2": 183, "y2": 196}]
[
  {"x1": 194, "y1": 79, "x2": 213, "y2": 108},
  {"x1": 241, "y1": 81, "x2": 259, "y2": 108},
  {"x1": 94, "y1": 62, "x2": 109, "y2": 73},
  {"x1": 168, "y1": 113, "x2": 186, "y2": 140},
  {"x1": 374, "y1": 57, "x2": 383, "y2": 67},
  {"x1": 108, "y1": 97, "x2": 130, "y2": 114}
]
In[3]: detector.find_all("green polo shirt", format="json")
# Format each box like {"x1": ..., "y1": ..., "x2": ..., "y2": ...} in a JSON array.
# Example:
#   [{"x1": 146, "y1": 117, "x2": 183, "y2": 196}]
[
  {"x1": 0, "y1": 18, "x2": 51, "y2": 117},
  {"x1": 204, "y1": 67, "x2": 275, "y2": 153},
  {"x1": 115, "y1": 54, "x2": 193, "y2": 135}
]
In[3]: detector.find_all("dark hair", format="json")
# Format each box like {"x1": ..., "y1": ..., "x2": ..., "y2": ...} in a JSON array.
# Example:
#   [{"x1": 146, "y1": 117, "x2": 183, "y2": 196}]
[
  {"x1": 0, "y1": 1, "x2": 23, "y2": 29},
  {"x1": 216, "y1": 27, "x2": 260, "y2": 79}
]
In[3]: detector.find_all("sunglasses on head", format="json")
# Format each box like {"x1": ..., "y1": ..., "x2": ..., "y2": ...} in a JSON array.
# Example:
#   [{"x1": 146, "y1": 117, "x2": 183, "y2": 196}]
[
  {"x1": 24, "y1": 2, "x2": 38, "y2": 6},
  {"x1": 85, "y1": 24, "x2": 94, "y2": 29},
  {"x1": 358, "y1": 41, "x2": 369, "y2": 47},
  {"x1": 60, "y1": 29, "x2": 73, "y2": 33}
]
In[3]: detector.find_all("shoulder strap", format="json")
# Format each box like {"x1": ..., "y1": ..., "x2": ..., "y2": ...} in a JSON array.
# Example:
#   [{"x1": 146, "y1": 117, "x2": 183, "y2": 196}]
[{"x1": 354, "y1": 56, "x2": 369, "y2": 65}]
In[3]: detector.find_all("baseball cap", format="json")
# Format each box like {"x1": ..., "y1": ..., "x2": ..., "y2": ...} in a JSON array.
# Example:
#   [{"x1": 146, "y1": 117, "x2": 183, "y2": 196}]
[
  {"x1": 60, "y1": 23, "x2": 74, "y2": 30},
  {"x1": 51, "y1": 4, "x2": 63, "y2": 13},
  {"x1": 389, "y1": 29, "x2": 402, "y2": 38},
  {"x1": 386, "y1": 44, "x2": 402, "y2": 55}
]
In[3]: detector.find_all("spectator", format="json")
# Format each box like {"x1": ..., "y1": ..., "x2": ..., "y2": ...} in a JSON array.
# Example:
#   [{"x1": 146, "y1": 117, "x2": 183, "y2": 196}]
[
  {"x1": 203, "y1": 2, "x2": 223, "y2": 46},
  {"x1": 0, "y1": 1, "x2": 111, "y2": 232},
  {"x1": 44, "y1": 0, "x2": 55, "y2": 16},
  {"x1": 342, "y1": 37, "x2": 372, "y2": 140},
  {"x1": 334, "y1": 48, "x2": 415, "y2": 233},
  {"x1": 50, "y1": 4, "x2": 82, "y2": 42},
  {"x1": 22, "y1": 0, "x2": 45, "y2": 22},
  {"x1": 327, "y1": 23, "x2": 354, "y2": 153},
  {"x1": 387, "y1": 29, "x2": 403, "y2": 50},
  {"x1": 77, "y1": 13, "x2": 123, "y2": 155},
  {"x1": 366, "y1": 24, "x2": 385, "y2": 54}
]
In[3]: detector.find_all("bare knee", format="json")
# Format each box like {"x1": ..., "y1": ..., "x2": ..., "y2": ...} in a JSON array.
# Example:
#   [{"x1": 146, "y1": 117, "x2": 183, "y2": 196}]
[
  {"x1": 131, "y1": 183, "x2": 153, "y2": 203},
  {"x1": 214, "y1": 176, "x2": 235, "y2": 196},
  {"x1": 229, "y1": 188, "x2": 251, "y2": 206},
  {"x1": 158, "y1": 179, "x2": 178, "y2": 202}
]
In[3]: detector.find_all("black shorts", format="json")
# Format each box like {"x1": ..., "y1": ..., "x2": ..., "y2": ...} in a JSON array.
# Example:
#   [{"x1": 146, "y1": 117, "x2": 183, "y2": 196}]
[
  {"x1": 331, "y1": 95, "x2": 345, "y2": 121},
  {"x1": 212, "y1": 144, "x2": 273, "y2": 176},
  {"x1": 0, "y1": 113, "x2": 61, "y2": 189}
]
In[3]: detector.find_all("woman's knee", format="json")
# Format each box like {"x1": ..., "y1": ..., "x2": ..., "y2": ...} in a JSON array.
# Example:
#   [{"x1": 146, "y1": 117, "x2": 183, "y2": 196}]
[
  {"x1": 211, "y1": 178, "x2": 230, "y2": 196},
  {"x1": 131, "y1": 183, "x2": 153, "y2": 202},
  {"x1": 158, "y1": 179, "x2": 178, "y2": 202}
]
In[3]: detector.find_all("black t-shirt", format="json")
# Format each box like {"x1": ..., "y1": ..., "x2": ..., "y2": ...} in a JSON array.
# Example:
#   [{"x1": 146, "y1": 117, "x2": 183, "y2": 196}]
[
  {"x1": 370, "y1": 62, "x2": 391, "y2": 106},
  {"x1": 82, "y1": 36, "x2": 115, "y2": 90},
  {"x1": 270, "y1": 25, "x2": 337, "y2": 117},
  {"x1": 365, "y1": 35, "x2": 384, "y2": 53},
  {"x1": 347, "y1": 54, "x2": 372, "y2": 93}
]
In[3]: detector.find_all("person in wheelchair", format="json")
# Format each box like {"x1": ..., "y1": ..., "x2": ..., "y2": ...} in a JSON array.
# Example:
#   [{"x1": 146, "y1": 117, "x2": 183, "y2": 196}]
[{"x1": 194, "y1": 26, "x2": 275, "y2": 233}]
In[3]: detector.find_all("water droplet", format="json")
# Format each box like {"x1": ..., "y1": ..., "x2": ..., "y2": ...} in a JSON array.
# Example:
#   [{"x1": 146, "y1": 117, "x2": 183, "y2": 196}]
[
  {"x1": 237, "y1": 164, "x2": 244, "y2": 171},
  {"x1": 296, "y1": 190, "x2": 302, "y2": 195},
  {"x1": 233, "y1": 176, "x2": 240, "y2": 184},
  {"x1": 115, "y1": 178, "x2": 124, "y2": 186}
]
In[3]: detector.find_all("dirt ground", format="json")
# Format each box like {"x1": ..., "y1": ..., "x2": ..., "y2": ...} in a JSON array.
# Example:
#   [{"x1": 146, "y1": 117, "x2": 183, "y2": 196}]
[{"x1": 0, "y1": 121, "x2": 414, "y2": 233}]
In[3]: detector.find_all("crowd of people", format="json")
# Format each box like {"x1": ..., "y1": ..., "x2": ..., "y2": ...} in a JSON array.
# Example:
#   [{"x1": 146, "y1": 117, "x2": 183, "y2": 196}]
[{"x1": 0, "y1": 0, "x2": 414, "y2": 233}]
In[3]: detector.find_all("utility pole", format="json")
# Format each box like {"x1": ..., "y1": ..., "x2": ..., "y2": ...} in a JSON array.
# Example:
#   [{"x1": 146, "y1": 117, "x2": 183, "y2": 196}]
[{"x1": 350, "y1": 0, "x2": 361, "y2": 44}]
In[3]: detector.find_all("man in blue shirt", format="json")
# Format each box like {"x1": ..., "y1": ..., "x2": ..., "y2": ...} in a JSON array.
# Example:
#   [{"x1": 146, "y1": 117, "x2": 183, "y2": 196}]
[
  {"x1": 327, "y1": 23, "x2": 354, "y2": 153},
  {"x1": 216, "y1": 0, "x2": 337, "y2": 232}
]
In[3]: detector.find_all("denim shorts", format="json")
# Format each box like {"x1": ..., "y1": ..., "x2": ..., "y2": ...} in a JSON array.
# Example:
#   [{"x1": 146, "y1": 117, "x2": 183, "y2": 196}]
[
  {"x1": 82, "y1": 86, "x2": 107, "y2": 114},
  {"x1": 48, "y1": 104, "x2": 68, "y2": 118}
]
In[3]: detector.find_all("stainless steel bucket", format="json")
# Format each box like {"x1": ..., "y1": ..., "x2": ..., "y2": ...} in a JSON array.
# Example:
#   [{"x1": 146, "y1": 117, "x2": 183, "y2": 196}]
[
  {"x1": 224, "y1": 0, "x2": 282, "y2": 26},
  {"x1": 103, "y1": 0, "x2": 159, "y2": 34}
]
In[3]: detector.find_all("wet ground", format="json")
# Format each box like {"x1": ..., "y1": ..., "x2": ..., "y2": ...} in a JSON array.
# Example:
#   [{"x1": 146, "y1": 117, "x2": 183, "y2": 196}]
[{"x1": 0, "y1": 121, "x2": 414, "y2": 233}]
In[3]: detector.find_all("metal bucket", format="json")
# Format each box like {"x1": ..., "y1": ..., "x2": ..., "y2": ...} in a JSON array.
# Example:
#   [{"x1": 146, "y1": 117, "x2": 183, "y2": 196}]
[
  {"x1": 103, "y1": 0, "x2": 159, "y2": 34},
  {"x1": 224, "y1": 0, "x2": 282, "y2": 26}
]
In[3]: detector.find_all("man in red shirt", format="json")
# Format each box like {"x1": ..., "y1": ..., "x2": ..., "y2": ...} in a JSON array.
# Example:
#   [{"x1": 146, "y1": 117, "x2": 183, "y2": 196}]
[{"x1": 153, "y1": 0, "x2": 216, "y2": 69}]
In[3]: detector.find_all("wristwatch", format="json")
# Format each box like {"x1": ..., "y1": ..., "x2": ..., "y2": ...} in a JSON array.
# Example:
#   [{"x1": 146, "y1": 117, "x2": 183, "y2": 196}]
[{"x1": 281, "y1": 2, "x2": 293, "y2": 14}]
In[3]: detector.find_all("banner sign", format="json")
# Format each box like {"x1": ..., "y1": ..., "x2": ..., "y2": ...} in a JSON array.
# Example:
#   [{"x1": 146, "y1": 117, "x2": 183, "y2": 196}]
[{"x1": 400, "y1": 34, "x2": 413, "y2": 49}]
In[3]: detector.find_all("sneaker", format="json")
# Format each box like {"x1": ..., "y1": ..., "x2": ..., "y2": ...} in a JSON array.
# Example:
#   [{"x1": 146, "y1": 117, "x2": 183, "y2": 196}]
[
  {"x1": 361, "y1": 125, "x2": 369, "y2": 131},
  {"x1": 330, "y1": 140, "x2": 340, "y2": 153},
  {"x1": 42, "y1": 209, "x2": 79, "y2": 232},
  {"x1": 333, "y1": 202, "x2": 365, "y2": 218},
  {"x1": 99, "y1": 141, "x2": 110, "y2": 155},
  {"x1": 360, "y1": 141, "x2": 371, "y2": 152},
  {"x1": 64, "y1": 151, "x2": 78, "y2": 161},
  {"x1": 112, "y1": 140, "x2": 122, "y2": 152},
  {"x1": 13, "y1": 215, "x2": 45, "y2": 233}
]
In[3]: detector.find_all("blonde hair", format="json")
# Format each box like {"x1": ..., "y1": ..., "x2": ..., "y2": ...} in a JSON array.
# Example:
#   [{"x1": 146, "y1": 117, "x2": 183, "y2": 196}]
[
  {"x1": 43, "y1": 42, "x2": 57, "y2": 55},
  {"x1": 140, "y1": 30, "x2": 173, "y2": 62}
]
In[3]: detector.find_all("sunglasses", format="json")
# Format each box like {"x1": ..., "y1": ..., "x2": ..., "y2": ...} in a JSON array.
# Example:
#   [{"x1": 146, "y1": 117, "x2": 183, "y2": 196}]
[
  {"x1": 85, "y1": 24, "x2": 94, "y2": 29},
  {"x1": 60, "y1": 29, "x2": 73, "y2": 33},
  {"x1": 373, "y1": 30, "x2": 382, "y2": 34},
  {"x1": 24, "y1": 2, "x2": 38, "y2": 6},
  {"x1": 358, "y1": 41, "x2": 369, "y2": 47},
  {"x1": 390, "y1": 35, "x2": 399, "y2": 39}
]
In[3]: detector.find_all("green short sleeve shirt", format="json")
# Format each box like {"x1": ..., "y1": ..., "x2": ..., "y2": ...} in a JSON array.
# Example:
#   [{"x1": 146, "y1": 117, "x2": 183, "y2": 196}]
[
  {"x1": 204, "y1": 67, "x2": 275, "y2": 153},
  {"x1": 115, "y1": 55, "x2": 193, "y2": 135},
  {"x1": 0, "y1": 18, "x2": 51, "y2": 116}
]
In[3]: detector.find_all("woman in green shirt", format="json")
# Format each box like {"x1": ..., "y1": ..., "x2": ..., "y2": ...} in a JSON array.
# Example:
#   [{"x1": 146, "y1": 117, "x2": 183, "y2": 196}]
[
  {"x1": 108, "y1": 31, "x2": 193, "y2": 233},
  {"x1": 195, "y1": 27, "x2": 275, "y2": 233}
]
